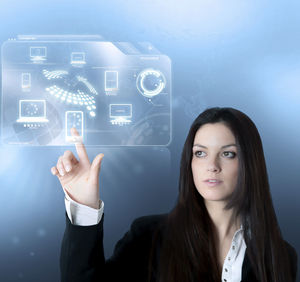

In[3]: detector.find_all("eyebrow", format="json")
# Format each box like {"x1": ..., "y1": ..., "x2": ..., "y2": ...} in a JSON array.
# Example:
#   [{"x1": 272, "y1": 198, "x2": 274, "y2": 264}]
[{"x1": 192, "y1": 144, "x2": 237, "y2": 149}]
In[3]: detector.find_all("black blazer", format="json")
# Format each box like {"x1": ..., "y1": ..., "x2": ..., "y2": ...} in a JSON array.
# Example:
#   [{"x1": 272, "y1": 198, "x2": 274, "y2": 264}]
[{"x1": 60, "y1": 213, "x2": 298, "y2": 282}]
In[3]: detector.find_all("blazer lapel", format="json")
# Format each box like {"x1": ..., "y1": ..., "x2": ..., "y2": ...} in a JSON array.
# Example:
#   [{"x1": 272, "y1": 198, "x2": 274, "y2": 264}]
[{"x1": 241, "y1": 251, "x2": 259, "y2": 282}]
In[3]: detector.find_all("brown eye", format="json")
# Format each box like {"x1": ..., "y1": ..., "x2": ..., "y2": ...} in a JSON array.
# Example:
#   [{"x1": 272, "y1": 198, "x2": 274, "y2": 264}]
[{"x1": 223, "y1": 151, "x2": 236, "y2": 158}]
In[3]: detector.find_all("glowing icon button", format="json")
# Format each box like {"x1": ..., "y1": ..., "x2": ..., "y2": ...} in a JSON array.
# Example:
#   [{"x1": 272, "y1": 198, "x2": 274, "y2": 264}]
[{"x1": 136, "y1": 69, "x2": 166, "y2": 98}]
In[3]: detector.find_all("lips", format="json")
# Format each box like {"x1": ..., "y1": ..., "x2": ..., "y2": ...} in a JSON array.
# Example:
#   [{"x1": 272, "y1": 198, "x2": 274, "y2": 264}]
[
  {"x1": 203, "y1": 179, "x2": 223, "y2": 186},
  {"x1": 204, "y1": 179, "x2": 222, "y2": 183}
]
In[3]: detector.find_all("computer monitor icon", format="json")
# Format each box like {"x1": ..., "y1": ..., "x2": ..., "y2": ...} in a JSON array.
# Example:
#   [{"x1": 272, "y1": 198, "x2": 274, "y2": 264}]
[
  {"x1": 16, "y1": 100, "x2": 49, "y2": 123},
  {"x1": 71, "y1": 52, "x2": 86, "y2": 65},
  {"x1": 30, "y1": 47, "x2": 47, "y2": 61},
  {"x1": 109, "y1": 104, "x2": 132, "y2": 125}
]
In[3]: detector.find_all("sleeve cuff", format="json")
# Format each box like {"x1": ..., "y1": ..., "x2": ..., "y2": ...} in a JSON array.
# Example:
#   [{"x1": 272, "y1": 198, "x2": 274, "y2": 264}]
[{"x1": 63, "y1": 188, "x2": 104, "y2": 226}]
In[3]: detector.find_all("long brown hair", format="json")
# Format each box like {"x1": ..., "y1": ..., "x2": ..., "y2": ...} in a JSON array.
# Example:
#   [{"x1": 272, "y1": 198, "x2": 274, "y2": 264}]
[{"x1": 149, "y1": 107, "x2": 295, "y2": 282}]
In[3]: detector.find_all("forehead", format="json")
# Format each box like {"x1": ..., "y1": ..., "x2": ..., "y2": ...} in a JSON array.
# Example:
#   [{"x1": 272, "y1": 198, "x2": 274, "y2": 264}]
[{"x1": 193, "y1": 123, "x2": 236, "y2": 146}]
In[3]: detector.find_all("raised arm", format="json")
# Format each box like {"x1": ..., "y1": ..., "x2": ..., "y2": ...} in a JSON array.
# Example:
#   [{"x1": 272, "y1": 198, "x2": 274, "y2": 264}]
[
  {"x1": 51, "y1": 127, "x2": 104, "y2": 210},
  {"x1": 51, "y1": 129, "x2": 161, "y2": 282}
]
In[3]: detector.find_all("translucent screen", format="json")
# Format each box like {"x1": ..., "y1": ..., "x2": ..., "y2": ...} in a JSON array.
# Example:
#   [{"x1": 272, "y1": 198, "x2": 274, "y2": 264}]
[{"x1": 1, "y1": 40, "x2": 171, "y2": 146}]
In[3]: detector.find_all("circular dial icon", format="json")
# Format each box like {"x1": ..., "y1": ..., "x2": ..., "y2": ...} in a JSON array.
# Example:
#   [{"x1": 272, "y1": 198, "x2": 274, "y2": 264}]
[{"x1": 136, "y1": 69, "x2": 166, "y2": 98}]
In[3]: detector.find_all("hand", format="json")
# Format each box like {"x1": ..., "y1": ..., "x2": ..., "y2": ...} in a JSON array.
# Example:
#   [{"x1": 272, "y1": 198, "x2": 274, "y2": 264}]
[{"x1": 51, "y1": 128, "x2": 104, "y2": 209}]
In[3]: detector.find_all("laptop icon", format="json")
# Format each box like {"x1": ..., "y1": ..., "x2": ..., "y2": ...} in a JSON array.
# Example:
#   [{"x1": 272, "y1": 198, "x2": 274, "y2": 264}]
[{"x1": 17, "y1": 100, "x2": 49, "y2": 123}]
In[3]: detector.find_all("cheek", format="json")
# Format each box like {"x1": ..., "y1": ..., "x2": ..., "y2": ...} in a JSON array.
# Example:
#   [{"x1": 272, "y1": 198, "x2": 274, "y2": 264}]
[
  {"x1": 224, "y1": 162, "x2": 239, "y2": 184},
  {"x1": 191, "y1": 161, "x2": 202, "y2": 184},
  {"x1": 191, "y1": 160, "x2": 197, "y2": 176}
]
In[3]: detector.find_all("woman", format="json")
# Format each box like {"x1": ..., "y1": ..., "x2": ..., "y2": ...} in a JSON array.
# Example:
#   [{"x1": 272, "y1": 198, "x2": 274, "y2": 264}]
[{"x1": 52, "y1": 107, "x2": 298, "y2": 282}]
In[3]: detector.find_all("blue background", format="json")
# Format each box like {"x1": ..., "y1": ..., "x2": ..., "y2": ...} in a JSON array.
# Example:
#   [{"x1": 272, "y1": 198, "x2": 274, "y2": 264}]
[{"x1": 0, "y1": 0, "x2": 299, "y2": 281}]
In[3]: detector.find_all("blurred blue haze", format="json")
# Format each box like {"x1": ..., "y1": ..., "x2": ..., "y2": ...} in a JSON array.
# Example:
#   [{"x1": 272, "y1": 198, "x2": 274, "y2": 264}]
[{"x1": 0, "y1": 0, "x2": 299, "y2": 281}]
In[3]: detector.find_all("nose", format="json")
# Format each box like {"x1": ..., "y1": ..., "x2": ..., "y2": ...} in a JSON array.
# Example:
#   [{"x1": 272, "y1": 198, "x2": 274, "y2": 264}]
[
  {"x1": 207, "y1": 157, "x2": 221, "y2": 173},
  {"x1": 207, "y1": 166, "x2": 220, "y2": 172}
]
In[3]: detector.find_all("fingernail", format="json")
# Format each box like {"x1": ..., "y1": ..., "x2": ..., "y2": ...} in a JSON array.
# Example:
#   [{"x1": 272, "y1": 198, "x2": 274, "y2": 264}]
[
  {"x1": 59, "y1": 170, "x2": 65, "y2": 176},
  {"x1": 65, "y1": 165, "x2": 71, "y2": 172}
]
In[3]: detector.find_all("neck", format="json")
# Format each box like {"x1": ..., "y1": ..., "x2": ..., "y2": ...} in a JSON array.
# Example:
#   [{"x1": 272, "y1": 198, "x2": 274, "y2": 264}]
[{"x1": 204, "y1": 200, "x2": 241, "y2": 241}]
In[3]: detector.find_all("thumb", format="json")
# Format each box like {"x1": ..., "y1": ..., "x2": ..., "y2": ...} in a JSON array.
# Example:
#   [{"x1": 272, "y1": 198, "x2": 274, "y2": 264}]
[{"x1": 90, "y1": 153, "x2": 104, "y2": 184}]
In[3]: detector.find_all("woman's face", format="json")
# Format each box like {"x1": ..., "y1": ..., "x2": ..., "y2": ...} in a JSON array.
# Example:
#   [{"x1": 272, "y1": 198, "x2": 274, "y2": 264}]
[{"x1": 191, "y1": 122, "x2": 239, "y2": 203}]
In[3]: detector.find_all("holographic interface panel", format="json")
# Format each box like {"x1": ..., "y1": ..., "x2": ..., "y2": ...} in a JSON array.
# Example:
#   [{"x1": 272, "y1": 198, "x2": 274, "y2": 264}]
[{"x1": 1, "y1": 35, "x2": 171, "y2": 146}]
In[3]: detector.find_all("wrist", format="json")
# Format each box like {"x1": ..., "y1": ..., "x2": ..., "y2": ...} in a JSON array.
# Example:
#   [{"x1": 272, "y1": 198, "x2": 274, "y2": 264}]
[
  {"x1": 64, "y1": 189, "x2": 100, "y2": 209},
  {"x1": 87, "y1": 199, "x2": 101, "y2": 209}
]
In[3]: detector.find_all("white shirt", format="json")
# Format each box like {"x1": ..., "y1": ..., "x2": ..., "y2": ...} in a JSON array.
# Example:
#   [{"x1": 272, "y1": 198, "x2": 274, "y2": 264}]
[{"x1": 64, "y1": 192, "x2": 247, "y2": 282}]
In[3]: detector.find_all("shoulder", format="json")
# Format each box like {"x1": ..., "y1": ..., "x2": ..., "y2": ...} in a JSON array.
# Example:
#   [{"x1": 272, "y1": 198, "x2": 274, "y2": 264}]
[
  {"x1": 284, "y1": 240, "x2": 298, "y2": 267},
  {"x1": 284, "y1": 240, "x2": 298, "y2": 262},
  {"x1": 129, "y1": 213, "x2": 168, "y2": 236}
]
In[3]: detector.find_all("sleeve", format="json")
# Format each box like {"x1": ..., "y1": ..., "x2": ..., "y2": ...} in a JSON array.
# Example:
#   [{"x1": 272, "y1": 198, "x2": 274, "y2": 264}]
[
  {"x1": 63, "y1": 187, "x2": 104, "y2": 226},
  {"x1": 65, "y1": 196, "x2": 104, "y2": 226},
  {"x1": 60, "y1": 213, "x2": 156, "y2": 282}
]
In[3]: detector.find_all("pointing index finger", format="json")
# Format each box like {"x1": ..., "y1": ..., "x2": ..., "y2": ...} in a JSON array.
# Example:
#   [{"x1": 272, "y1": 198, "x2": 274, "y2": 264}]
[{"x1": 71, "y1": 127, "x2": 90, "y2": 164}]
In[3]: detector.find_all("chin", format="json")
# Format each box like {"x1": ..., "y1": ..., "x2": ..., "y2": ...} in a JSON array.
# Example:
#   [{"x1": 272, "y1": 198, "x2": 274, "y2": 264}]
[
  {"x1": 196, "y1": 189, "x2": 230, "y2": 202},
  {"x1": 203, "y1": 198, "x2": 228, "y2": 203}
]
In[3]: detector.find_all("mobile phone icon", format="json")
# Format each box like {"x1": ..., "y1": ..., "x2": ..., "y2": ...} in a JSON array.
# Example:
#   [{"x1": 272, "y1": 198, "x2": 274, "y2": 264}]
[
  {"x1": 105, "y1": 70, "x2": 118, "y2": 91},
  {"x1": 22, "y1": 73, "x2": 31, "y2": 91},
  {"x1": 65, "y1": 111, "x2": 84, "y2": 143}
]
